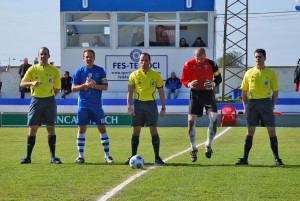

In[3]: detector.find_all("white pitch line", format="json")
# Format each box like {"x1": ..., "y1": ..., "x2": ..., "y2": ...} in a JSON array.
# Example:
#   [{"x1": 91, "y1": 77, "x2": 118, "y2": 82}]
[{"x1": 97, "y1": 127, "x2": 232, "y2": 201}]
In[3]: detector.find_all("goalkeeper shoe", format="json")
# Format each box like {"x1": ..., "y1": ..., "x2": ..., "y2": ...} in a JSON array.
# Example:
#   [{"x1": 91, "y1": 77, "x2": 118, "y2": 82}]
[
  {"x1": 50, "y1": 157, "x2": 62, "y2": 164},
  {"x1": 205, "y1": 146, "x2": 213, "y2": 159},
  {"x1": 20, "y1": 157, "x2": 31, "y2": 164},
  {"x1": 190, "y1": 148, "x2": 198, "y2": 162},
  {"x1": 275, "y1": 158, "x2": 284, "y2": 166},
  {"x1": 235, "y1": 158, "x2": 248, "y2": 165}
]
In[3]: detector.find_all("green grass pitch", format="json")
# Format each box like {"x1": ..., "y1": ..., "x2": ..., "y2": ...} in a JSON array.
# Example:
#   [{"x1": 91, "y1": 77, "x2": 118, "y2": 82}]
[{"x1": 0, "y1": 127, "x2": 299, "y2": 201}]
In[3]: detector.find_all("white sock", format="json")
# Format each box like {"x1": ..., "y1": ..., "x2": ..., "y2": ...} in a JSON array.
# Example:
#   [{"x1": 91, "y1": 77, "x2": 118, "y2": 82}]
[
  {"x1": 77, "y1": 133, "x2": 85, "y2": 158},
  {"x1": 189, "y1": 123, "x2": 197, "y2": 150},
  {"x1": 206, "y1": 112, "x2": 217, "y2": 147},
  {"x1": 206, "y1": 125, "x2": 215, "y2": 147},
  {"x1": 100, "y1": 132, "x2": 110, "y2": 158}
]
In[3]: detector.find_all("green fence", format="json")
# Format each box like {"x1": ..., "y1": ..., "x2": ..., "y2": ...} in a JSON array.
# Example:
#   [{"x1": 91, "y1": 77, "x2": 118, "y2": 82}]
[{"x1": 0, "y1": 113, "x2": 131, "y2": 126}]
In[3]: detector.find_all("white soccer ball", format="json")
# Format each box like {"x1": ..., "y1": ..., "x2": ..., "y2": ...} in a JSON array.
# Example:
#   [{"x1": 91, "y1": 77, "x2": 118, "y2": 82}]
[{"x1": 129, "y1": 155, "x2": 144, "y2": 169}]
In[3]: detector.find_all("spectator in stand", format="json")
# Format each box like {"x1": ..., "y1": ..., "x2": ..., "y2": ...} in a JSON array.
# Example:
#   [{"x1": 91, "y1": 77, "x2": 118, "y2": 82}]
[
  {"x1": 180, "y1": 38, "x2": 189, "y2": 47},
  {"x1": 293, "y1": 58, "x2": 300, "y2": 91},
  {"x1": 67, "y1": 25, "x2": 79, "y2": 47},
  {"x1": 155, "y1": 25, "x2": 169, "y2": 46},
  {"x1": 19, "y1": 58, "x2": 32, "y2": 98},
  {"x1": 34, "y1": 57, "x2": 38, "y2": 64},
  {"x1": 92, "y1": 35, "x2": 105, "y2": 47},
  {"x1": 191, "y1": 37, "x2": 206, "y2": 47},
  {"x1": 0, "y1": 64, "x2": 10, "y2": 93},
  {"x1": 165, "y1": 72, "x2": 182, "y2": 99},
  {"x1": 61, "y1": 71, "x2": 72, "y2": 98}
]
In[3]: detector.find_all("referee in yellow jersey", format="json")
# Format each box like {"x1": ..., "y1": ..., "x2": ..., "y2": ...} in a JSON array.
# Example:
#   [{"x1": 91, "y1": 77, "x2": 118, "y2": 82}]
[
  {"x1": 126, "y1": 52, "x2": 166, "y2": 165},
  {"x1": 20, "y1": 47, "x2": 62, "y2": 164},
  {"x1": 236, "y1": 48, "x2": 284, "y2": 166}
]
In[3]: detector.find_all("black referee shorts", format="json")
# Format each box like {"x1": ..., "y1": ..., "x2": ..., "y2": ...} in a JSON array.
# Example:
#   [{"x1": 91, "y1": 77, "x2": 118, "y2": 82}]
[
  {"x1": 132, "y1": 100, "x2": 158, "y2": 127},
  {"x1": 246, "y1": 98, "x2": 275, "y2": 127}
]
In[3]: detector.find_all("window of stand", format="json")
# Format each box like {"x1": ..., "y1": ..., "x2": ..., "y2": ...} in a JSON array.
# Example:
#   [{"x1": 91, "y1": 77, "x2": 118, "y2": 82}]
[
  {"x1": 118, "y1": 13, "x2": 145, "y2": 47},
  {"x1": 148, "y1": 13, "x2": 176, "y2": 47},
  {"x1": 179, "y1": 13, "x2": 208, "y2": 48},
  {"x1": 64, "y1": 12, "x2": 209, "y2": 48},
  {"x1": 65, "y1": 13, "x2": 111, "y2": 48},
  {"x1": 118, "y1": 12, "x2": 209, "y2": 48}
]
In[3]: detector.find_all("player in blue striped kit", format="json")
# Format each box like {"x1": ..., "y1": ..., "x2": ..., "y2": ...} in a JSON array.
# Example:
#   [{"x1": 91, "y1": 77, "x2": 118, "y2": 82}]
[{"x1": 72, "y1": 49, "x2": 114, "y2": 164}]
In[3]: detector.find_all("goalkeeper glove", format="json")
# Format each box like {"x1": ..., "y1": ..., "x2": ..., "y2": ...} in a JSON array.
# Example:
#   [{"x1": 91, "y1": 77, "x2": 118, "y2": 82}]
[
  {"x1": 204, "y1": 80, "x2": 215, "y2": 90},
  {"x1": 188, "y1": 80, "x2": 198, "y2": 88}
]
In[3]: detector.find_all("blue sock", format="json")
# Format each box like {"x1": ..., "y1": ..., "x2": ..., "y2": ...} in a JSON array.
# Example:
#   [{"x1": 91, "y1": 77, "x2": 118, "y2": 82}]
[
  {"x1": 77, "y1": 133, "x2": 85, "y2": 158},
  {"x1": 100, "y1": 132, "x2": 110, "y2": 158}
]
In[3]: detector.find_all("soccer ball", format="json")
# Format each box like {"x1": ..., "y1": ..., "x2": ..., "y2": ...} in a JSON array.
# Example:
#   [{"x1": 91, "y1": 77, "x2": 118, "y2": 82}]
[{"x1": 129, "y1": 155, "x2": 144, "y2": 169}]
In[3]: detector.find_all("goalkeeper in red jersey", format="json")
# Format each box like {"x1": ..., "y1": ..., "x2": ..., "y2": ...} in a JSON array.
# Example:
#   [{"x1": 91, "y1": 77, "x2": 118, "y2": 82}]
[{"x1": 180, "y1": 48, "x2": 222, "y2": 162}]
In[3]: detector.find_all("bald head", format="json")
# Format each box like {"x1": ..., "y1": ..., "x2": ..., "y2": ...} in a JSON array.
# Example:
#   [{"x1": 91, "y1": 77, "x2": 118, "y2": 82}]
[
  {"x1": 194, "y1": 48, "x2": 206, "y2": 64},
  {"x1": 194, "y1": 48, "x2": 206, "y2": 56}
]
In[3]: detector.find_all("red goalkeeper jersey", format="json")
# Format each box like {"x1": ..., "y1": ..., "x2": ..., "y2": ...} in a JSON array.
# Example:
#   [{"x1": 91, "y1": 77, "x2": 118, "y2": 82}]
[{"x1": 180, "y1": 58, "x2": 221, "y2": 90}]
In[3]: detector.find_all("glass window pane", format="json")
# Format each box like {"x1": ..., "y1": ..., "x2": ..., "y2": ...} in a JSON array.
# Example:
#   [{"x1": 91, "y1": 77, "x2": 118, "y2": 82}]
[
  {"x1": 118, "y1": 13, "x2": 145, "y2": 22},
  {"x1": 148, "y1": 13, "x2": 176, "y2": 22},
  {"x1": 65, "y1": 13, "x2": 111, "y2": 22},
  {"x1": 179, "y1": 24, "x2": 208, "y2": 47},
  {"x1": 180, "y1": 13, "x2": 208, "y2": 22},
  {"x1": 149, "y1": 25, "x2": 175, "y2": 47},
  {"x1": 66, "y1": 25, "x2": 110, "y2": 47},
  {"x1": 118, "y1": 25, "x2": 144, "y2": 47}
]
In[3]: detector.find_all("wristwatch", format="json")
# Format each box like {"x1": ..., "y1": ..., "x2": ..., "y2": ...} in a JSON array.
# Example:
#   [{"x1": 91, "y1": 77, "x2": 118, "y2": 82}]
[{"x1": 161, "y1": 107, "x2": 166, "y2": 111}]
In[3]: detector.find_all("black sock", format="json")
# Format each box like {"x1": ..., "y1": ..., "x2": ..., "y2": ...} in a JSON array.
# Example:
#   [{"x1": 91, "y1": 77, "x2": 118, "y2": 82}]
[
  {"x1": 242, "y1": 136, "x2": 253, "y2": 160},
  {"x1": 48, "y1": 135, "x2": 56, "y2": 158},
  {"x1": 26, "y1": 136, "x2": 36, "y2": 158},
  {"x1": 152, "y1": 135, "x2": 160, "y2": 158},
  {"x1": 131, "y1": 135, "x2": 139, "y2": 156},
  {"x1": 270, "y1": 136, "x2": 279, "y2": 159}
]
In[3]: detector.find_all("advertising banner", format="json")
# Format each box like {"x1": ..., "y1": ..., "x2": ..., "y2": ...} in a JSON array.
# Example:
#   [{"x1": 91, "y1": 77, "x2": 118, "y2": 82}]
[
  {"x1": 1, "y1": 114, "x2": 131, "y2": 126},
  {"x1": 105, "y1": 49, "x2": 168, "y2": 81}
]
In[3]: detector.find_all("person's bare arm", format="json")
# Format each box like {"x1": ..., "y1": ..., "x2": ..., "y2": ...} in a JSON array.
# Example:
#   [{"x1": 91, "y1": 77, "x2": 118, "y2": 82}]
[
  {"x1": 127, "y1": 85, "x2": 135, "y2": 116},
  {"x1": 158, "y1": 87, "x2": 166, "y2": 117},
  {"x1": 241, "y1": 90, "x2": 248, "y2": 114},
  {"x1": 272, "y1": 90, "x2": 279, "y2": 108}
]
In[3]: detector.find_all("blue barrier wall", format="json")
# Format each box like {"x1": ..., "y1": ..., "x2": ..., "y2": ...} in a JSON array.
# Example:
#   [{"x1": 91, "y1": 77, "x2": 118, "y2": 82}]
[{"x1": 1, "y1": 98, "x2": 300, "y2": 114}]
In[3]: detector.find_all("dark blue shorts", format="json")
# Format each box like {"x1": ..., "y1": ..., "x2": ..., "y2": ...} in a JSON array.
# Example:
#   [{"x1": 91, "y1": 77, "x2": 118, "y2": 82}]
[
  {"x1": 132, "y1": 100, "x2": 158, "y2": 127},
  {"x1": 77, "y1": 107, "x2": 105, "y2": 125},
  {"x1": 28, "y1": 96, "x2": 57, "y2": 126},
  {"x1": 246, "y1": 98, "x2": 275, "y2": 127},
  {"x1": 189, "y1": 90, "x2": 218, "y2": 117}
]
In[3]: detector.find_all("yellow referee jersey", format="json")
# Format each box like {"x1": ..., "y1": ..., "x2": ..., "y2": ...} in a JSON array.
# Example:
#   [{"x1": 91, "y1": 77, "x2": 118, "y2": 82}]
[
  {"x1": 240, "y1": 66, "x2": 279, "y2": 99},
  {"x1": 22, "y1": 64, "x2": 61, "y2": 98},
  {"x1": 128, "y1": 68, "x2": 164, "y2": 101}
]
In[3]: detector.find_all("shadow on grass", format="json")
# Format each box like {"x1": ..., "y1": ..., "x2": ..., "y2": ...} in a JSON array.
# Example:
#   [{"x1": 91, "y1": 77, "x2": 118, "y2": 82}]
[
  {"x1": 162, "y1": 163, "x2": 300, "y2": 168},
  {"x1": 53, "y1": 162, "x2": 300, "y2": 169}
]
